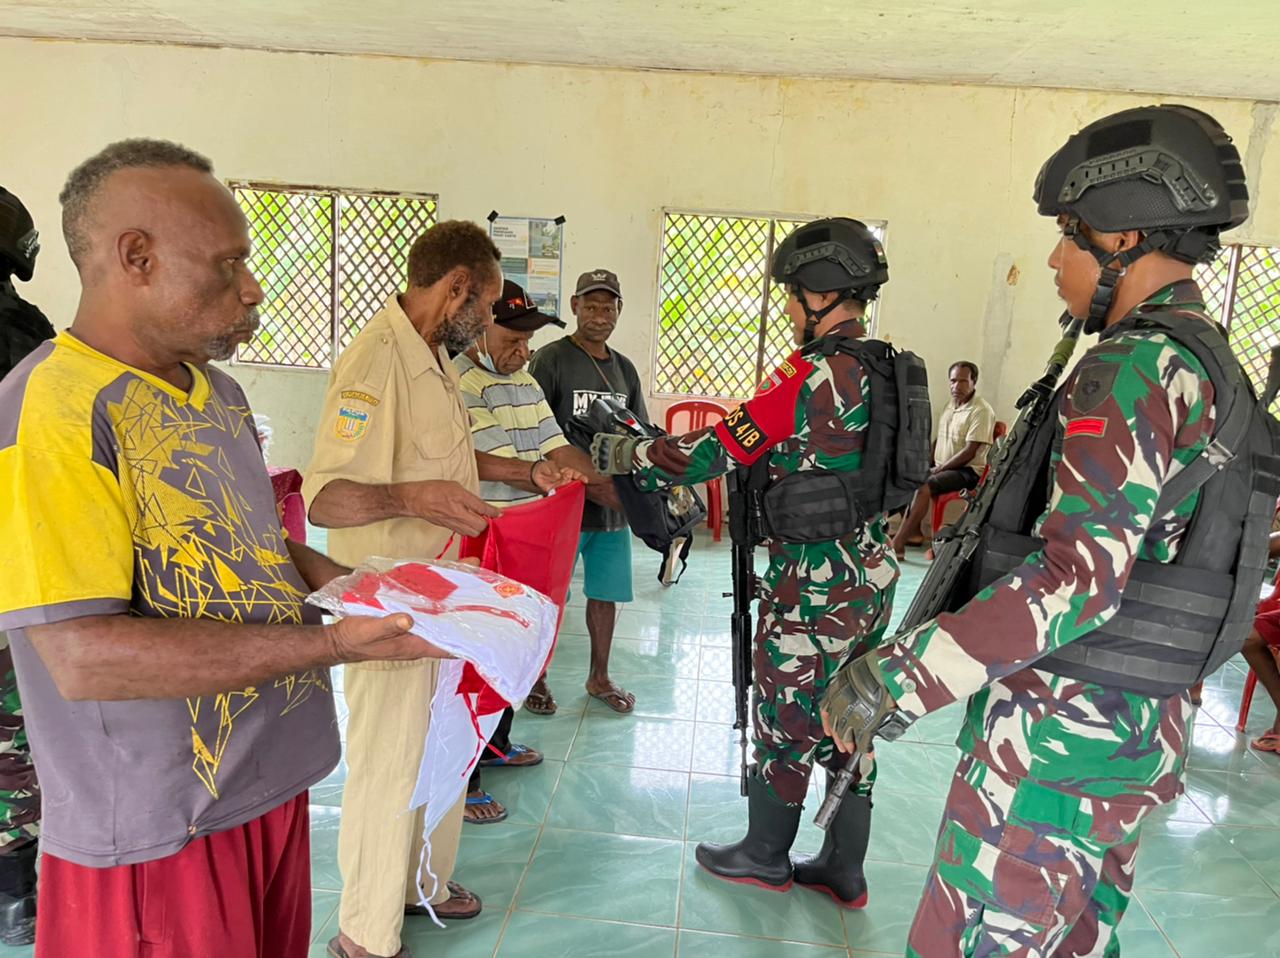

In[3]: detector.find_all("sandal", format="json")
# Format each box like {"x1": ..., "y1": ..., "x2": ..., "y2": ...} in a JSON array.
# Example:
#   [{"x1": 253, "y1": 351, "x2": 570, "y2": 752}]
[
  {"x1": 588, "y1": 683, "x2": 636, "y2": 714},
  {"x1": 1251, "y1": 731, "x2": 1280, "y2": 753},
  {"x1": 463, "y1": 790, "x2": 508, "y2": 825},
  {"x1": 405, "y1": 880, "x2": 483, "y2": 920},
  {"x1": 524, "y1": 682, "x2": 557, "y2": 716},
  {"x1": 479, "y1": 743, "x2": 543, "y2": 768}
]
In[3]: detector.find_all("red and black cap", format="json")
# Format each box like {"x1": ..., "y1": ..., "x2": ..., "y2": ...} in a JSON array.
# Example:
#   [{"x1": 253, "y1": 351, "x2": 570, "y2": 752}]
[{"x1": 493, "y1": 279, "x2": 565, "y2": 332}]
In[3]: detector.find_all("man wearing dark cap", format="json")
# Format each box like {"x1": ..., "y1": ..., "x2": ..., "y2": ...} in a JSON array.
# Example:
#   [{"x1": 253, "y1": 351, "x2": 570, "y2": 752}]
[{"x1": 529, "y1": 270, "x2": 646, "y2": 713}]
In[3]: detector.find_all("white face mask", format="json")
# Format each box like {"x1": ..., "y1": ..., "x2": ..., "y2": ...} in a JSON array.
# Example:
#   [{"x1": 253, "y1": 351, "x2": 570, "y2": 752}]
[{"x1": 477, "y1": 332, "x2": 499, "y2": 374}]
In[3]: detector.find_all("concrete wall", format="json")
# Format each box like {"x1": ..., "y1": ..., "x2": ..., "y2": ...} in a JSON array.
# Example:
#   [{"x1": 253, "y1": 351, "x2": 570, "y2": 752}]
[{"x1": 3, "y1": 39, "x2": 1277, "y2": 468}]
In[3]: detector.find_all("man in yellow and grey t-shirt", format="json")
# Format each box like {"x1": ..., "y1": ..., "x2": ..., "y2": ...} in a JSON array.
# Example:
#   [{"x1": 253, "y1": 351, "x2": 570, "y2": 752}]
[{"x1": 892, "y1": 359, "x2": 996, "y2": 558}]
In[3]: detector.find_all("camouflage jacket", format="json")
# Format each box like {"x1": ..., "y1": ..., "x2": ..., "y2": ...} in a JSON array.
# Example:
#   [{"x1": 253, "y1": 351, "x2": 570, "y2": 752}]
[
  {"x1": 876, "y1": 281, "x2": 1216, "y2": 804},
  {"x1": 635, "y1": 320, "x2": 898, "y2": 622}
]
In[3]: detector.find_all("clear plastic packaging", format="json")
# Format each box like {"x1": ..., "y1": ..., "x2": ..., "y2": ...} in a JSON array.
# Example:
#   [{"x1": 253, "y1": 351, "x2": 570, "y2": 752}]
[{"x1": 306, "y1": 557, "x2": 560, "y2": 703}]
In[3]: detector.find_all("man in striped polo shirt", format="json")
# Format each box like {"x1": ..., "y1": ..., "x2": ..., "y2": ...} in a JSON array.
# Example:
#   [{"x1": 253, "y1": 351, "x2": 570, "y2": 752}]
[{"x1": 455, "y1": 281, "x2": 616, "y2": 822}]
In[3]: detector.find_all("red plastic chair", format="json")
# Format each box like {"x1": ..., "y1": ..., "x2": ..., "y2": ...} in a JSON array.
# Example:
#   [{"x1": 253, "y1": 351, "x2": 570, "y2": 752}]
[
  {"x1": 1237, "y1": 566, "x2": 1280, "y2": 731},
  {"x1": 666, "y1": 399, "x2": 730, "y2": 542},
  {"x1": 930, "y1": 420, "x2": 1009, "y2": 539}
]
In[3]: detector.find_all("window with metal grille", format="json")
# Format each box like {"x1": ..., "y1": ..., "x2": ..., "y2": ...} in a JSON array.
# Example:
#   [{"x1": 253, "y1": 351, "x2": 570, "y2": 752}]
[
  {"x1": 654, "y1": 212, "x2": 884, "y2": 399},
  {"x1": 230, "y1": 183, "x2": 438, "y2": 368},
  {"x1": 1195, "y1": 243, "x2": 1280, "y2": 392}
]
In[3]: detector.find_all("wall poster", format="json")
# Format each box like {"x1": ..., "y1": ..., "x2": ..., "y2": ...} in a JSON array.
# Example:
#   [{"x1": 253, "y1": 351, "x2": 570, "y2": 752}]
[{"x1": 487, "y1": 211, "x2": 566, "y2": 317}]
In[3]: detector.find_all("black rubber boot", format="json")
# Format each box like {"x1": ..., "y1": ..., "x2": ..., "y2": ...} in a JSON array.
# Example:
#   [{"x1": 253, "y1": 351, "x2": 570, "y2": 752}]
[
  {"x1": 792, "y1": 778, "x2": 872, "y2": 909},
  {"x1": 694, "y1": 772, "x2": 802, "y2": 891},
  {"x1": 0, "y1": 842, "x2": 36, "y2": 946}
]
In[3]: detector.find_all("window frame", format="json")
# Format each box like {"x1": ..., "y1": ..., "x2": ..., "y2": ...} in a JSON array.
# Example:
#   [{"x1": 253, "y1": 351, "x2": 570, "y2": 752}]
[
  {"x1": 227, "y1": 180, "x2": 439, "y2": 371},
  {"x1": 650, "y1": 207, "x2": 887, "y2": 401}
]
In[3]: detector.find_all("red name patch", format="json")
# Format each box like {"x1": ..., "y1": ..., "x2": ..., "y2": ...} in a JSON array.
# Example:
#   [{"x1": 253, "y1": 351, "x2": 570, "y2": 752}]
[{"x1": 1065, "y1": 417, "x2": 1107, "y2": 439}]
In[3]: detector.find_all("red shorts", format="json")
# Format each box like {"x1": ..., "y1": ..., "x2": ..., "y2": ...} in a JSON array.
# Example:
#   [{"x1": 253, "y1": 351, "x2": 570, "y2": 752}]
[
  {"x1": 1257, "y1": 606, "x2": 1280, "y2": 650},
  {"x1": 37, "y1": 790, "x2": 312, "y2": 958}
]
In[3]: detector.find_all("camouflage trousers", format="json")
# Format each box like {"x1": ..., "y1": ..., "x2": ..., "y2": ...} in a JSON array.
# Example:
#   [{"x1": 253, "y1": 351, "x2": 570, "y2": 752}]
[
  {"x1": 0, "y1": 635, "x2": 38, "y2": 852},
  {"x1": 906, "y1": 754, "x2": 1153, "y2": 958},
  {"x1": 752, "y1": 587, "x2": 894, "y2": 807}
]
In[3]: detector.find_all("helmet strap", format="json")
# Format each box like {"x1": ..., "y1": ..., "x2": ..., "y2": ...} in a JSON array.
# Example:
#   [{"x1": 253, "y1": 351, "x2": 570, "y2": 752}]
[
  {"x1": 797, "y1": 286, "x2": 854, "y2": 344},
  {"x1": 1068, "y1": 219, "x2": 1166, "y2": 334}
]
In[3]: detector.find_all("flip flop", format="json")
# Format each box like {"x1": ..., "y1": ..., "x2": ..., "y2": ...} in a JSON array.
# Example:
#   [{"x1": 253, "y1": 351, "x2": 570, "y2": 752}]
[
  {"x1": 1251, "y1": 732, "x2": 1280, "y2": 753},
  {"x1": 463, "y1": 791, "x2": 508, "y2": 825},
  {"x1": 479, "y1": 744, "x2": 544, "y2": 768},
  {"x1": 589, "y1": 685, "x2": 636, "y2": 714},
  {"x1": 405, "y1": 881, "x2": 483, "y2": 921},
  {"x1": 524, "y1": 686, "x2": 557, "y2": 716}
]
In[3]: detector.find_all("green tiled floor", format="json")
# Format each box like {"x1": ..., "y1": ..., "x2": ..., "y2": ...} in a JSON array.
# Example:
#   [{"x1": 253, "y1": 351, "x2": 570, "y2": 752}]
[{"x1": 11, "y1": 534, "x2": 1280, "y2": 957}]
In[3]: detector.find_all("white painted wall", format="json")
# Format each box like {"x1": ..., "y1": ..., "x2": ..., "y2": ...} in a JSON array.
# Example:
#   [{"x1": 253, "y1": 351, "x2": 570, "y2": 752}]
[{"x1": 4, "y1": 39, "x2": 1277, "y2": 468}]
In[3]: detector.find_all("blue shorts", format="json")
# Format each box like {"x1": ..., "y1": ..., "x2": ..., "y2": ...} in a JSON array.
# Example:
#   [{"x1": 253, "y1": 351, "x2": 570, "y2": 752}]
[{"x1": 573, "y1": 529, "x2": 634, "y2": 604}]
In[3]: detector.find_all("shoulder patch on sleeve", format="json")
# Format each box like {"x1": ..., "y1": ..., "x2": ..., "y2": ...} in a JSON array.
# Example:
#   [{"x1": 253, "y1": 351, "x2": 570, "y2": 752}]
[
  {"x1": 340, "y1": 389, "x2": 381, "y2": 407},
  {"x1": 1065, "y1": 417, "x2": 1107, "y2": 439},
  {"x1": 1070, "y1": 361, "x2": 1120, "y2": 415},
  {"x1": 334, "y1": 402, "x2": 374, "y2": 442},
  {"x1": 713, "y1": 353, "x2": 815, "y2": 464}
]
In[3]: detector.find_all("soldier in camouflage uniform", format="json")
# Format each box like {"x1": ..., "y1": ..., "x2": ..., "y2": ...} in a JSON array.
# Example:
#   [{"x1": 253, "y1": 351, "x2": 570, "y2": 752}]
[
  {"x1": 594, "y1": 218, "x2": 898, "y2": 907},
  {"x1": 0, "y1": 186, "x2": 50, "y2": 945},
  {"x1": 821, "y1": 107, "x2": 1250, "y2": 956}
]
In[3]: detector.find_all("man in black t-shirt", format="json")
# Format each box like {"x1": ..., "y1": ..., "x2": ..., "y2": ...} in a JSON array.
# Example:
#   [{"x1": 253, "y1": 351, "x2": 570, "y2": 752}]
[{"x1": 529, "y1": 269, "x2": 645, "y2": 714}]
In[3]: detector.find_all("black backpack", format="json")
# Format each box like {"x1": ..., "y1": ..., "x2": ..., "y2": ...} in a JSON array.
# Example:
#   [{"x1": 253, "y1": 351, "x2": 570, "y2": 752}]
[{"x1": 811, "y1": 336, "x2": 933, "y2": 516}]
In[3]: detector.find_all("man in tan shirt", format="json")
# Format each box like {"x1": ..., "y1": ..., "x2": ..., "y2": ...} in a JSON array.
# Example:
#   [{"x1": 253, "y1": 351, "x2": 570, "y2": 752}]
[
  {"x1": 892, "y1": 360, "x2": 996, "y2": 558},
  {"x1": 304, "y1": 221, "x2": 541, "y2": 958}
]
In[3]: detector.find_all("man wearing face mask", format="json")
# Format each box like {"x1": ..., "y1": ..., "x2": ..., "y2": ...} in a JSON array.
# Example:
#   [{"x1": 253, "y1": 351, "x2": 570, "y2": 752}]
[
  {"x1": 457, "y1": 280, "x2": 620, "y2": 725},
  {"x1": 305, "y1": 221, "x2": 514, "y2": 958}
]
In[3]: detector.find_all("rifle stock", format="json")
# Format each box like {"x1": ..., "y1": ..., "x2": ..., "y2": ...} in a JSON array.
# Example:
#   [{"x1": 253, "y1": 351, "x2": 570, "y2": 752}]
[{"x1": 897, "y1": 314, "x2": 1083, "y2": 634}]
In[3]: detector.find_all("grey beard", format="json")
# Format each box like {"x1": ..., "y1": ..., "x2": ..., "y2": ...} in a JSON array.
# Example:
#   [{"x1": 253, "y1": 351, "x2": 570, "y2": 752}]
[
  {"x1": 439, "y1": 304, "x2": 489, "y2": 353},
  {"x1": 207, "y1": 306, "x2": 261, "y2": 362}
]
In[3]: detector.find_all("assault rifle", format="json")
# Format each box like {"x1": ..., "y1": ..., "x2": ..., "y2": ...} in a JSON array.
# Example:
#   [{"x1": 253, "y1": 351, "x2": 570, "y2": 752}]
[
  {"x1": 725, "y1": 463, "x2": 768, "y2": 796},
  {"x1": 896, "y1": 313, "x2": 1084, "y2": 634},
  {"x1": 813, "y1": 313, "x2": 1084, "y2": 830}
]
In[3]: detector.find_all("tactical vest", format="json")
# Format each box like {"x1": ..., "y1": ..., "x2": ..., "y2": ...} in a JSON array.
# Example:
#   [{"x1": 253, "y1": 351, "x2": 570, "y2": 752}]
[
  {"x1": 756, "y1": 336, "x2": 932, "y2": 544},
  {"x1": 961, "y1": 310, "x2": 1280, "y2": 697}
]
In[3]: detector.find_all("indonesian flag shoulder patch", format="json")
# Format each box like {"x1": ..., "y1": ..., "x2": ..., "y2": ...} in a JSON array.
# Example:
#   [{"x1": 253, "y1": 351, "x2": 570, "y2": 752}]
[{"x1": 1065, "y1": 416, "x2": 1107, "y2": 439}]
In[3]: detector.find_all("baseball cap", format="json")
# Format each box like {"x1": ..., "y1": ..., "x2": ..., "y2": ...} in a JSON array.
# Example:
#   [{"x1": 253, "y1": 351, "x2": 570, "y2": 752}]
[
  {"x1": 574, "y1": 268, "x2": 622, "y2": 298},
  {"x1": 493, "y1": 279, "x2": 565, "y2": 332}
]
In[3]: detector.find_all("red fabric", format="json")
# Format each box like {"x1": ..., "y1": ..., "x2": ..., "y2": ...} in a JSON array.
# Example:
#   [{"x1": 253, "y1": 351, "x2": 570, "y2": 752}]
[
  {"x1": 460, "y1": 483, "x2": 584, "y2": 609},
  {"x1": 713, "y1": 352, "x2": 813, "y2": 464},
  {"x1": 268, "y1": 467, "x2": 307, "y2": 545},
  {"x1": 36, "y1": 791, "x2": 312, "y2": 958},
  {"x1": 460, "y1": 482, "x2": 585, "y2": 667}
]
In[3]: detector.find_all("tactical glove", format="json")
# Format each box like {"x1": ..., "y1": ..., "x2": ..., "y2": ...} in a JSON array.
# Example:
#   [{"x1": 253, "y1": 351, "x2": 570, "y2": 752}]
[
  {"x1": 821, "y1": 652, "x2": 912, "y2": 754},
  {"x1": 589, "y1": 433, "x2": 647, "y2": 475}
]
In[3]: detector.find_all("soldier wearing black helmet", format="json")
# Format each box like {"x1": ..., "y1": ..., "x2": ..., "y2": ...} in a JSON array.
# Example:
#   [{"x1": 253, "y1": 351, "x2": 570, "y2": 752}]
[
  {"x1": 820, "y1": 106, "x2": 1271, "y2": 955},
  {"x1": 593, "y1": 218, "x2": 914, "y2": 908},
  {"x1": 1, "y1": 187, "x2": 53, "y2": 381},
  {"x1": 0, "y1": 185, "x2": 51, "y2": 946}
]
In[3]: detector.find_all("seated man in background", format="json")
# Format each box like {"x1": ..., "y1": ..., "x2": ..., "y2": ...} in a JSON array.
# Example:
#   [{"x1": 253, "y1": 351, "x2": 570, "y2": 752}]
[
  {"x1": 457, "y1": 281, "x2": 619, "y2": 735},
  {"x1": 892, "y1": 359, "x2": 995, "y2": 558}
]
